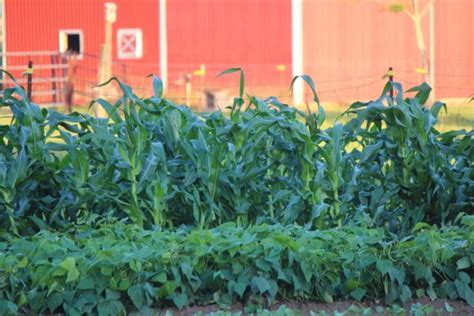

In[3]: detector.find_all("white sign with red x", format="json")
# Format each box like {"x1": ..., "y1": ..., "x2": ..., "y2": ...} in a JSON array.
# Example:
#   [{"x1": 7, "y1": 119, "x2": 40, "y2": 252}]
[{"x1": 117, "y1": 29, "x2": 143, "y2": 59}]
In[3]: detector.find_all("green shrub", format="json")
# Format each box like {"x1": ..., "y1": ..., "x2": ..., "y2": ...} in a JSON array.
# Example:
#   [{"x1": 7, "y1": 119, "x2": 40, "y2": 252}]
[{"x1": 1, "y1": 220, "x2": 474, "y2": 314}]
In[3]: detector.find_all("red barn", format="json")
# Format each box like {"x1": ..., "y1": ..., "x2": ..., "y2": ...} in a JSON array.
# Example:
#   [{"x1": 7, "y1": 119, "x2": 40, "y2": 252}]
[
  {"x1": 303, "y1": 0, "x2": 474, "y2": 103},
  {"x1": 3, "y1": 0, "x2": 162, "y2": 106},
  {"x1": 1, "y1": 0, "x2": 473, "y2": 107}
]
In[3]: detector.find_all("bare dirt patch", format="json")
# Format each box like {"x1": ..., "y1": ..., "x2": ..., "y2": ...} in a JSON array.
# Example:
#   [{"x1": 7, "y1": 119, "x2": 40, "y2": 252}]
[{"x1": 153, "y1": 299, "x2": 474, "y2": 315}]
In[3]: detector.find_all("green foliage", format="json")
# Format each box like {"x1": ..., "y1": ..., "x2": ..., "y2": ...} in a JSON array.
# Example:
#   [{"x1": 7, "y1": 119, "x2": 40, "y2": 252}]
[
  {"x1": 388, "y1": 3, "x2": 405, "y2": 13},
  {"x1": 0, "y1": 74, "x2": 472, "y2": 235},
  {"x1": 0, "y1": 72, "x2": 472, "y2": 313},
  {"x1": 0, "y1": 222, "x2": 473, "y2": 313}
]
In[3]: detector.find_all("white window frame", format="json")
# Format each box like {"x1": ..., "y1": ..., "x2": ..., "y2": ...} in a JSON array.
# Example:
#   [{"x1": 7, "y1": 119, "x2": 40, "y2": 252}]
[
  {"x1": 59, "y1": 29, "x2": 84, "y2": 59},
  {"x1": 117, "y1": 28, "x2": 143, "y2": 59}
]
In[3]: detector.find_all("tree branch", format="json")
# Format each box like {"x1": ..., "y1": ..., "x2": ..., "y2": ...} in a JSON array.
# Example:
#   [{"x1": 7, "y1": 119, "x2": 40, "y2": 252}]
[{"x1": 420, "y1": 0, "x2": 434, "y2": 18}]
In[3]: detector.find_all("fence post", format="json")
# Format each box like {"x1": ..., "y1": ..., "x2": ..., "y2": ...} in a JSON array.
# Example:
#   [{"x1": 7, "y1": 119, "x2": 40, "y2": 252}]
[
  {"x1": 185, "y1": 73, "x2": 192, "y2": 106},
  {"x1": 388, "y1": 67, "x2": 394, "y2": 99},
  {"x1": 64, "y1": 54, "x2": 77, "y2": 113},
  {"x1": 96, "y1": 2, "x2": 117, "y2": 117},
  {"x1": 122, "y1": 63, "x2": 127, "y2": 83},
  {"x1": 26, "y1": 60, "x2": 33, "y2": 101},
  {"x1": 60, "y1": 54, "x2": 68, "y2": 104},
  {"x1": 51, "y1": 55, "x2": 58, "y2": 105}
]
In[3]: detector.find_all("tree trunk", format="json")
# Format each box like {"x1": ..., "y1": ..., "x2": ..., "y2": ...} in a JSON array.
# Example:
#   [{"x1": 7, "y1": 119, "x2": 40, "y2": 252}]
[{"x1": 412, "y1": 0, "x2": 430, "y2": 84}]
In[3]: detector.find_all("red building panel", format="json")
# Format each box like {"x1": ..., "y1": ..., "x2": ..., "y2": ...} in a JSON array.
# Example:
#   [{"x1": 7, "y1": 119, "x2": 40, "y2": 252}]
[
  {"x1": 166, "y1": 0, "x2": 292, "y2": 98},
  {"x1": 3, "y1": 0, "x2": 473, "y2": 105},
  {"x1": 4, "y1": 0, "x2": 159, "y2": 102},
  {"x1": 303, "y1": 0, "x2": 473, "y2": 101},
  {"x1": 303, "y1": 0, "x2": 421, "y2": 102},
  {"x1": 5, "y1": 0, "x2": 159, "y2": 63},
  {"x1": 434, "y1": 0, "x2": 474, "y2": 99}
]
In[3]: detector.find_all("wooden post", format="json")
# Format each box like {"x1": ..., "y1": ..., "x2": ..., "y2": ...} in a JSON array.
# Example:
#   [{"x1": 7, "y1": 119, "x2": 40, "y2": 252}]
[
  {"x1": 429, "y1": 1, "x2": 435, "y2": 101},
  {"x1": 1, "y1": 0, "x2": 6, "y2": 91},
  {"x1": 291, "y1": 0, "x2": 304, "y2": 105},
  {"x1": 388, "y1": 67, "x2": 394, "y2": 99},
  {"x1": 65, "y1": 54, "x2": 77, "y2": 113},
  {"x1": 185, "y1": 73, "x2": 191, "y2": 106},
  {"x1": 26, "y1": 60, "x2": 33, "y2": 101},
  {"x1": 97, "y1": 2, "x2": 117, "y2": 117},
  {"x1": 97, "y1": 45, "x2": 105, "y2": 96},
  {"x1": 51, "y1": 55, "x2": 57, "y2": 104},
  {"x1": 60, "y1": 55, "x2": 67, "y2": 103},
  {"x1": 122, "y1": 63, "x2": 127, "y2": 83},
  {"x1": 159, "y1": 0, "x2": 168, "y2": 93}
]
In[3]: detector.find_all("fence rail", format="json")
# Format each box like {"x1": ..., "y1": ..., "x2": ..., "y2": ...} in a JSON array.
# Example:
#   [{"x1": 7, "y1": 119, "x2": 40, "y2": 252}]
[
  {"x1": 5, "y1": 64, "x2": 68, "y2": 71},
  {"x1": 0, "y1": 50, "x2": 63, "y2": 57},
  {"x1": 0, "y1": 51, "x2": 71, "y2": 109},
  {"x1": 0, "y1": 77, "x2": 67, "y2": 84}
]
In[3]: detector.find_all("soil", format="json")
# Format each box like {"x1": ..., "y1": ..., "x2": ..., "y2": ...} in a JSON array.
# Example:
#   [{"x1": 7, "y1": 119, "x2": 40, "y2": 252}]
[{"x1": 151, "y1": 299, "x2": 474, "y2": 316}]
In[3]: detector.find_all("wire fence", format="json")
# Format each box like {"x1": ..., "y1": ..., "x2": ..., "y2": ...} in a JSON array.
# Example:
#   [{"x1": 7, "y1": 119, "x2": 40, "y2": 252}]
[{"x1": 1, "y1": 51, "x2": 473, "y2": 113}]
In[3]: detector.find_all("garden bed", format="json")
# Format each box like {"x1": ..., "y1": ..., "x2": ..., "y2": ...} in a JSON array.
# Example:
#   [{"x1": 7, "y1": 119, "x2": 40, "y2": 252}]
[
  {"x1": 1, "y1": 222, "x2": 474, "y2": 314},
  {"x1": 0, "y1": 72, "x2": 472, "y2": 315},
  {"x1": 142, "y1": 299, "x2": 473, "y2": 315}
]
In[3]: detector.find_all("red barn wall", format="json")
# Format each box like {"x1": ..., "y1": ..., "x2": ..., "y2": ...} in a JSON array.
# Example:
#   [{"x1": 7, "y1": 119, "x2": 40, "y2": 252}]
[
  {"x1": 434, "y1": 0, "x2": 474, "y2": 99},
  {"x1": 303, "y1": 0, "x2": 423, "y2": 102},
  {"x1": 303, "y1": 0, "x2": 473, "y2": 102},
  {"x1": 4, "y1": 0, "x2": 159, "y2": 65},
  {"x1": 166, "y1": 0, "x2": 292, "y2": 101},
  {"x1": 4, "y1": 0, "x2": 292, "y2": 104},
  {"x1": 3, "y1": 0, "x2": 473, "y2": 105},
  {"x1": 4, "y1": 0, "x2": 159, "y2": 102}
]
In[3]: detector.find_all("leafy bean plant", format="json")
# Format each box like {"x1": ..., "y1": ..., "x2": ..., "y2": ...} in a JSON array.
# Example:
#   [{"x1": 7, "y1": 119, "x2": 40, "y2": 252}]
[
  {"x1": 1, "y1": 218, "x2": 473, "y2": 314},
  {"x1": 0, "y1": 70, "x2": 472, "y2": 235}
]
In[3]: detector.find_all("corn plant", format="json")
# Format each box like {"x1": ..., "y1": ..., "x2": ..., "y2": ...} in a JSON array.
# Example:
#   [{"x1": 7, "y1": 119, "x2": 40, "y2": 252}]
[{"x1": 0, "y1": 70, "x2": 472, "y2": 235}]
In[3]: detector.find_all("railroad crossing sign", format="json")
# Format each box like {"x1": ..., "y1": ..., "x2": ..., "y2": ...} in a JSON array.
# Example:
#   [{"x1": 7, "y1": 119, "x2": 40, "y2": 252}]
[{"x1": 117, "y1": 29, "x2": 143, "y2": 59}]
